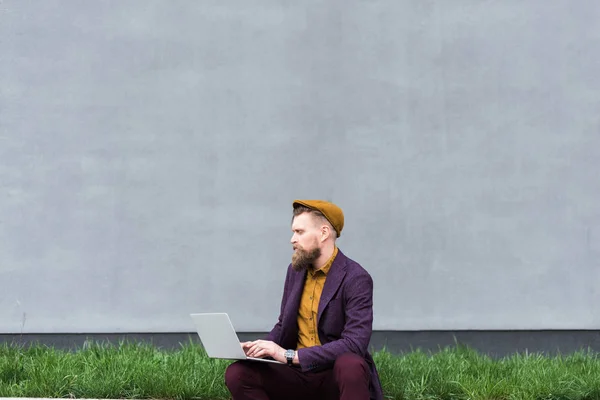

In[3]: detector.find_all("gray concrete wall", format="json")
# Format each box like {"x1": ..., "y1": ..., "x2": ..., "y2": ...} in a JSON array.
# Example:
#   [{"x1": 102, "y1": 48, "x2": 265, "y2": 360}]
[{"x1": 1, "y1": 0, "x2": 599, "y2": 334}]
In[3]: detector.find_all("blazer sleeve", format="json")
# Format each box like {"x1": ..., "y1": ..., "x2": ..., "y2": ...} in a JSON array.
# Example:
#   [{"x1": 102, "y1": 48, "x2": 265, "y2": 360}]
[
  {"x1": 264, "y1": 264, "x2": 293, "y2": 344},
  {"x1": 296, "y1": 270, "x2": 373, "y2": 372}
]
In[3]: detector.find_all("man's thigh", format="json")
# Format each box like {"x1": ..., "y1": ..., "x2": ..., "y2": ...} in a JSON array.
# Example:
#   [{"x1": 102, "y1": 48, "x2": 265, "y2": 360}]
[{"x1": 232, "y1": 361, "x2": 337, "y2": 400}]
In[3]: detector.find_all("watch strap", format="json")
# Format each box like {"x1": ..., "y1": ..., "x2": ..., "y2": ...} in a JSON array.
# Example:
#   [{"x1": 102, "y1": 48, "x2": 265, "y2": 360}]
[{"x1": 285, "y1": 349, "x2": 294, "y2": 365}]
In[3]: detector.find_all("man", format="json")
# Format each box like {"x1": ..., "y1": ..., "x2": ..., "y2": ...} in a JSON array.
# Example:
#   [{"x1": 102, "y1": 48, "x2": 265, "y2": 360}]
[{"x1": 225, "y1": 200, "x2": 383, "y2": 400}]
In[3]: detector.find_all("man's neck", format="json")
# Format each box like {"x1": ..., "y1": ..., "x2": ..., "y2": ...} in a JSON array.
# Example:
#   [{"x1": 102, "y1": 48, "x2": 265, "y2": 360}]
[{"x1": 314, "y1": 244, "x2": 336, "y2": 270}]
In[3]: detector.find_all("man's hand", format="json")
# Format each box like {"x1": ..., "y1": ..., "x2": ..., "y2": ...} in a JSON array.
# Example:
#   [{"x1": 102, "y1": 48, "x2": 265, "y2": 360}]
[
  {"x1": 243, "y1": 340, "x2": 286, "y2": 363},
  {"x1": 240, "y1": 341, "x2": 253, "y2": 355}
]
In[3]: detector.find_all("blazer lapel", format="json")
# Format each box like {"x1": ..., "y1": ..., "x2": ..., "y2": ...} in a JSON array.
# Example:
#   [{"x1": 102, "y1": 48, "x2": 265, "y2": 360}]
[{"x1": 317, "y1": 250, "x2": 347, "y2": 323}]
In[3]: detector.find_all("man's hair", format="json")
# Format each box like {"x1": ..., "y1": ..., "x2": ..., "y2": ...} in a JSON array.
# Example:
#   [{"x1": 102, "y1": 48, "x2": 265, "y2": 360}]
[{"x1": 292, "y1": 206, "x2": 337, "y2": 238}]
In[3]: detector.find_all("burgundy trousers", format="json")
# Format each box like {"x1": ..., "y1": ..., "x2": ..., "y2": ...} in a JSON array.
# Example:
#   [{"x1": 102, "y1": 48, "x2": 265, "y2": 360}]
[{"x1": 225, "y1": 352, "x2": 371, "y2": 400}]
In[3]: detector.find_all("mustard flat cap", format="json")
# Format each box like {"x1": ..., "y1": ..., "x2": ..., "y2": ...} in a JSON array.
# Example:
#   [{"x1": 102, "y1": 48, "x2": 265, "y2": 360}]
[{"x1": 292, "y1": 199, "x2": 344, "y2": 237}]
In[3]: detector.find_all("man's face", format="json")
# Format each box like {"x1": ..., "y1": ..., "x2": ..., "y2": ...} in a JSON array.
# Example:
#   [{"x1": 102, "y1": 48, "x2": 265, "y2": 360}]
[{"x1": 290, "y1": 212, "x2": 321, "y2": 271}]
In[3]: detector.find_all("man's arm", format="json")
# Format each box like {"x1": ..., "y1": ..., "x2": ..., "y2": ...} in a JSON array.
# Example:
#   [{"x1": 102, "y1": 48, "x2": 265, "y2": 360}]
[
  {"x1": 263, "y1": 264, "x2": 293, "y2": 344},
  {"x1": 295, "y1": 271, "x2": 373, "y2": 372}
]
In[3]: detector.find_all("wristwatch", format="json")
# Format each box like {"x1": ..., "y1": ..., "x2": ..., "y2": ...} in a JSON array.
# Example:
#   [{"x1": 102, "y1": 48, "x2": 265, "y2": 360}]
[{"x1": 284, "y1": 349, "x2": 295, "y2": 366}]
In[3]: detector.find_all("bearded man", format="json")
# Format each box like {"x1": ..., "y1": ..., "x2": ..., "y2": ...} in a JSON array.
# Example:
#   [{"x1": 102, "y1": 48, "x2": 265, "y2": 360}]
[{"x1": 224, "y1": 200, "x2": 383, "y2": 400}]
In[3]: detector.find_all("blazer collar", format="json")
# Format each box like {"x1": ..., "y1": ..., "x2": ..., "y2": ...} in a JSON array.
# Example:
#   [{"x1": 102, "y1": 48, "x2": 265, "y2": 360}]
[{"x1": 317, "y1": 249, "x2": 347, "y2": 322}]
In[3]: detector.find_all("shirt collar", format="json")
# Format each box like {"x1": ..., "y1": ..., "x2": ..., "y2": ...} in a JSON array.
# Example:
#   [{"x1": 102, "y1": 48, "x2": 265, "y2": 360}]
[{"x1": 312, "y1": 246, "x2": 338, "y2": 276}]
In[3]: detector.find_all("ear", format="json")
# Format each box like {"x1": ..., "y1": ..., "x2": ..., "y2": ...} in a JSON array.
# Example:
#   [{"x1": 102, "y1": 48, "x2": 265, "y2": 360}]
[{"x1": 320, "y1": 224, "x2": 331, "y2": 242}]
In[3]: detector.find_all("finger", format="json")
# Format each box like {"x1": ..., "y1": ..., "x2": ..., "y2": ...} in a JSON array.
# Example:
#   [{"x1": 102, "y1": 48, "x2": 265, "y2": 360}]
[
  {"x1": 247, "y1": 344, "x2": 260, "y2": 357},
  {"x1": 250, "y1": 350, "x2": 262, "y2": 358},
  {"x1": 253, "y1": 349, "x2": 267, "y2": 358}
]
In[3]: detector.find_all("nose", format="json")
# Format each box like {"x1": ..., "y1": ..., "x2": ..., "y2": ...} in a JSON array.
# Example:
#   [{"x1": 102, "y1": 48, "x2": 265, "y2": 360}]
[{"x1": 290, "y1": 233, "x2": 297, "y2": 244}]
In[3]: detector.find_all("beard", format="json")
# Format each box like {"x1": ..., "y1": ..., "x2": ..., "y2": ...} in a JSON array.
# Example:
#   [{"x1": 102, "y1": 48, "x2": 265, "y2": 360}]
[{"x1": 291, "y1": 246, "x2": 321, "y2": 272}]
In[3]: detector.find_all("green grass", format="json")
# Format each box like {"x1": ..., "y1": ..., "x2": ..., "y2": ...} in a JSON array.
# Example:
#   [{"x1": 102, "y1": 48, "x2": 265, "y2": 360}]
[{"x1": 1, "y1": 340, "x2": 600, "y2": 399}]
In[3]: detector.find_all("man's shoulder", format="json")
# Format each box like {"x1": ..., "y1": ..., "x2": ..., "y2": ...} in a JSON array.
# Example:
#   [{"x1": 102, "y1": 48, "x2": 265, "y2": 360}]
[
  {"x1": 284, "y1": 263, "x2": 306, "y2": 281},
  {"x1": 337, "y1": 250, "x2": 373, "y2": 280}
]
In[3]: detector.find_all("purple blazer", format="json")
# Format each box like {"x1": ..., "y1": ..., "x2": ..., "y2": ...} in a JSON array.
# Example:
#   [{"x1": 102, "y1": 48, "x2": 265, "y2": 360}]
[{"x1": 265, "y1": 249, "x2": 384, "y2": 400}]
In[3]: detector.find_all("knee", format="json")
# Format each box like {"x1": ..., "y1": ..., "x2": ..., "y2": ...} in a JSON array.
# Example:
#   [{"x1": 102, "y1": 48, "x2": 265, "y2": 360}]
[
  {"x1": 334, "y1": 353, "x2": 369, "y2": 381},
  {"x1": 224, "y1": 361, "x2": 251, "y2": 392}
]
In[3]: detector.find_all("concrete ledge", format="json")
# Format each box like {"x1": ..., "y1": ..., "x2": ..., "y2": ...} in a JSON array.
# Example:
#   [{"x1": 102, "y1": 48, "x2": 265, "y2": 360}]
[{"x1": 2, "y1": 330, "x2": 600, "y2": 357}]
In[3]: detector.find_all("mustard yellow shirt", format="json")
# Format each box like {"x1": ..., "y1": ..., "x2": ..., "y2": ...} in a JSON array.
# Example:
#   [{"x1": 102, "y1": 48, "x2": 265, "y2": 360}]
[{"x1": 296, "y1": 247, "x2": 339, "y2": 349}]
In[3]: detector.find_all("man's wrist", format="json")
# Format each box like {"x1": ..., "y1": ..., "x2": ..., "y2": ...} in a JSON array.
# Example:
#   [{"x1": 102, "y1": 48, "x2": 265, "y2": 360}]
[{"x1": 284, "y1": 349, "x2": 295, "y2": 365}]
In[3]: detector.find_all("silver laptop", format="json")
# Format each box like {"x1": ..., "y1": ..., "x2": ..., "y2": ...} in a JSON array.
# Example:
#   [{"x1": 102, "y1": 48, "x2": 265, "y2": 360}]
[{"x1": 190, "y1": 312, "x2": 284, "y2": 364}]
